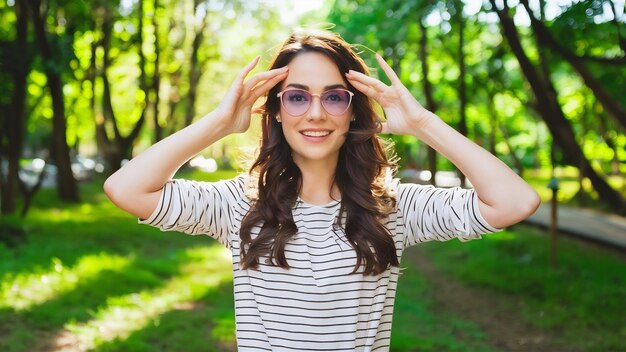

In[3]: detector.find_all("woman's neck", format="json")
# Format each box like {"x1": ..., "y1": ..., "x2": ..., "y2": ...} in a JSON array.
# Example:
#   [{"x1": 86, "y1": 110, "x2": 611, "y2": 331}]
[{"x1": 295, "y1": 159, "x2": 340, "y2": 205}]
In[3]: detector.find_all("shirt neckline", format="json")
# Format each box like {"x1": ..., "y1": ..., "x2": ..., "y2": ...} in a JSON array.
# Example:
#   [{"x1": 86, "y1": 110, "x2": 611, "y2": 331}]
[{"x1": 296, "y1": 197, "x2": 341, "y2": 208}]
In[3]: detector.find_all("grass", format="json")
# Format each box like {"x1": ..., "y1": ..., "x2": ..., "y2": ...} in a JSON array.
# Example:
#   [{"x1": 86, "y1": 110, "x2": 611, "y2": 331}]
[
  {"x1": 0, "y1": 174, "x2": 235, "y2": 351},
  {"x1": 1, "y1": 168, "x2": 624, "y2": 351},
  {"x1": 421, "y1": 225, "x2": 626, "y2": 352},
  {"x1": 391, "y1": 265, "x2": 491, "y2": 351}
]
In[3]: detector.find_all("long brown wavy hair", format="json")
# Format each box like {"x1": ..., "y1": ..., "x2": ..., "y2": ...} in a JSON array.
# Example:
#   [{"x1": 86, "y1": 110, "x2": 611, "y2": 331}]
[{"x1": 239, "y1": 29, "x2": 399, "y2": 276}]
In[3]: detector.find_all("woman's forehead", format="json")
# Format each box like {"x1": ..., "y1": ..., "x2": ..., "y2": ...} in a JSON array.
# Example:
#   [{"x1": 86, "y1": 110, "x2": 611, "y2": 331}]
[{"x1": 283, "y1": 52, "x2": 345, "y2": 90}]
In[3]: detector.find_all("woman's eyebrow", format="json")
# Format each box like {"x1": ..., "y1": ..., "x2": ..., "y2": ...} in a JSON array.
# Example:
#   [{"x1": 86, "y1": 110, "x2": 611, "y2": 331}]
[{"x1": 285, "y1": 83, "x2": 348, "y2": 90}]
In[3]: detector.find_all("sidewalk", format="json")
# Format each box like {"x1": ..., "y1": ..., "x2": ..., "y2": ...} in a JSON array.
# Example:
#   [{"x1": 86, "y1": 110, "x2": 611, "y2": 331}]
[{"x1": 524, "y1": 203, "x2": 626, "y2": 250}]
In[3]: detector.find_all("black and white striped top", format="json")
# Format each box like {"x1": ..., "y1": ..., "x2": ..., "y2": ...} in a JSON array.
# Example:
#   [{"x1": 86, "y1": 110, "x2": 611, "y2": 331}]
[{"x1": 140, "y1": 175, "x2": 499, "y2": 351}]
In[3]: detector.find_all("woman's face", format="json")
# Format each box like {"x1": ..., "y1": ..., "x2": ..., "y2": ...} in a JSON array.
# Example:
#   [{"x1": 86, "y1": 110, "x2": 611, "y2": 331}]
[{"x1": 278, "y1": 51, "x2": 353, "y2": 168}]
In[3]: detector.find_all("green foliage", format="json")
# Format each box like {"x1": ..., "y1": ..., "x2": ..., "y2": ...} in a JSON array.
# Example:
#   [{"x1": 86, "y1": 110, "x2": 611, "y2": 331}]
[{"x1": 327, "y1": 0, "x2": 625, "y2": 180}]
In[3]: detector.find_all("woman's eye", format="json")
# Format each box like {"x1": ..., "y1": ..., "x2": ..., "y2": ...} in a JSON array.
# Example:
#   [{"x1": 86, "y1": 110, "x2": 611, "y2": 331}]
[
  {"x1": 325, "y1": 92, "x2": 345, "y2": 102},
  {"x1": 288, "y1": 93, "x2": 309, "y2": 102}
]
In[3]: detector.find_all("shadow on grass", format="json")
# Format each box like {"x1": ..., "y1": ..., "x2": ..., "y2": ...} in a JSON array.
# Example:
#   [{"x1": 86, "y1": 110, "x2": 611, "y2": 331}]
[
  {"x1": 0, "y1": 210, "x2": 207, "y2": 285},
  {"x1": 0, "y1": 242, "x2": 226, "y2": 352},
  {"x1": 93, "y1": 279, "x2": 236, "y2": 352}
]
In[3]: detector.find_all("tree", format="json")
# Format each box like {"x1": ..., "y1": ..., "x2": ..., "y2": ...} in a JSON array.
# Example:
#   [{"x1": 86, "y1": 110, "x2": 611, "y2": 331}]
[
  {"x1": 419, "y1": 20, "x2": 439, "y2": 185},
  {"x1": 94, "y1": 1, "x2": 149, "y2": 174},
  {"x1": 453, "y1": 0, "x2": 468, "y2": 187},
  {"x1": 520, "y1": 0, "x2": 626, "y2": 130},
  {"x1": 490, "y1": 0, "x2": 625, "y2": 212},
  {"x1": 0, "y1": 0, "x2": 31, "y2": 214},
  {"x1": 27, "y1": 0, "x2": 79, "y2": 202}
]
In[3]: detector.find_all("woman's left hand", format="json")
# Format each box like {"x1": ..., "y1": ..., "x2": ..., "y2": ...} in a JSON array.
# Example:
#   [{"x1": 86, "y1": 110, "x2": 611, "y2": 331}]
[{"x1": 345, "y1": 54, "x2": 433, "y2": 135}]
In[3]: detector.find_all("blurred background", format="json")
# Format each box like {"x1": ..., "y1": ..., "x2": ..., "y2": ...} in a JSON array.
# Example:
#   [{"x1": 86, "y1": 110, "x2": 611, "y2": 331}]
[{"x1": 0, "y1": 0, "x2": 625, "y2": 351}]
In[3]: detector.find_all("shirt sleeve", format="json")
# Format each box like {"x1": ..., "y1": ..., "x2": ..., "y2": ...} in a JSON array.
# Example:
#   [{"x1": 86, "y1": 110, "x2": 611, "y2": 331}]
[
  {"x1": 138, "y1": 175, "x2": 247, "y2": 248},
  {"x1": 397, "y1": 183, "x2": 501, "y2": 248}
]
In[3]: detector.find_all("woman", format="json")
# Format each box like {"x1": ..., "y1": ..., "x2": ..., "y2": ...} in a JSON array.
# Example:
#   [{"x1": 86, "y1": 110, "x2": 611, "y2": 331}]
[{"x1": 104, "y1": 29, "x2": 539, "y2": 351}]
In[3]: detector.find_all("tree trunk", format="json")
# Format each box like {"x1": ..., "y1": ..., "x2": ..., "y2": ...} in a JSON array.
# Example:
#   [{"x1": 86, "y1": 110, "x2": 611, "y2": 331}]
[
  {"x1": 456, "y1": 3, "x2": 468, "y2": 187},
  {"x1": 597, "y1": 102, "x2": 621, "y2": 176},
  {"x1": 184, "y1": 0, "x2": 208, "y2": 127},
  {"x1": 499, "y1": 120, "x2": 525, "y2": 175},
  {"x1": 96, "y1": 4, "x2": 147, "y2": 174},
  {"x1": 28, "y1": 0, "x2": 79, "y2": 202},
  {"x1": 1, "y1": 0, "x2": 30, "y2": 214},
  {"x1": 488, "y1": 110, "x2": 497, "y2": 156},
  {"x1": 520, "y1": 0, "x2": 626, "y2": 131},
  {"x1": 419, "y1": 21, "x2": 438, "y2": 186},
  {"x1": 152, "y1": 0, "x2": 163, "y2": 142},
  {"x1": 484, "y1": 92, "x2": 525, "y2": 175},
  {"x1": 492, "y1": 0, "x2": 625, "y2": 213}
]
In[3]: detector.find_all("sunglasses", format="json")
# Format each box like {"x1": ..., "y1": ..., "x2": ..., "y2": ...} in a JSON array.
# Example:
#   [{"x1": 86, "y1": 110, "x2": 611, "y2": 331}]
[{"x1": 277, "y1": 88, "x2": 354, "y2": 116}]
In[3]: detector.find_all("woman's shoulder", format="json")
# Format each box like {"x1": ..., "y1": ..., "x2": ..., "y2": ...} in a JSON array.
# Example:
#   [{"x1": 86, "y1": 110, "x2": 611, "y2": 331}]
[
  {"x1": 172, "y1": 173, "x2": 254, "y2": 204},
  {"x1": 237, "y1": 172, "x2": 258, "y2": 202},
  {"x1": 219, "y1": 173, "x2": 256, "y2": 202}
]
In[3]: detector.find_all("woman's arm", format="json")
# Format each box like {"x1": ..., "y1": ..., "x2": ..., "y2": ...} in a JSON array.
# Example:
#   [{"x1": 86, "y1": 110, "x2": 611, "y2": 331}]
[
  {"x1": 346, "y1": 54, "x2": 539, "y2": 229},
  {"x1": 104, "y1": 57, "x2": 288, "y2": 219},
  {"x1": 405, "y1": 111, "x2": 540, "y2": 228}
]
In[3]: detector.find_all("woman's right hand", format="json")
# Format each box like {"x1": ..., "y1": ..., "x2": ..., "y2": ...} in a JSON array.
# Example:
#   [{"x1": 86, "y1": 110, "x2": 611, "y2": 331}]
[{"x1": 215, "y1": 56, "x2": 289, "y2": 134}]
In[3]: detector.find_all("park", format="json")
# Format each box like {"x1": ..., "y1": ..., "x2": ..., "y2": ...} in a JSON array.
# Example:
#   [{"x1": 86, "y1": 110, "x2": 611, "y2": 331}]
[{"x1": 1, "y1": 0, "x2": 625, "y2": 351}]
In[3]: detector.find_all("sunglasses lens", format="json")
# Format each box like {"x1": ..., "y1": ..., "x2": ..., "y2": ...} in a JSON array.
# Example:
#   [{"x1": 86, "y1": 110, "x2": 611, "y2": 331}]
[
  {"x1": 279, "y1": 89, "x2": 353, "y2": 116},
  {"x1": 322, "y1": 89, "x2": 352, "y2": 115},
  {"x1": 281, "y1": 90, "x2": 311, "y2": 116}
]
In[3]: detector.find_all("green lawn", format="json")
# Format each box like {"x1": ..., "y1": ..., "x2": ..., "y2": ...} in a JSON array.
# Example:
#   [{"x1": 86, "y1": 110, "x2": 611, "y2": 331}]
[
  {"x1": 421, "y1": 226, "x2": 626, "y2": 352},
  {"x1": 0, "y1": 170, "x2": 624, "y2": 351}
]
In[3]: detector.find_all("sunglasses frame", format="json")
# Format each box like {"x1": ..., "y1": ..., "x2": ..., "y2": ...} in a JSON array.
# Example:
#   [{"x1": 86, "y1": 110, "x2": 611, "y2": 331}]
[{"x1": 276, "y1": 88, "x2": 355, "y2": 117}]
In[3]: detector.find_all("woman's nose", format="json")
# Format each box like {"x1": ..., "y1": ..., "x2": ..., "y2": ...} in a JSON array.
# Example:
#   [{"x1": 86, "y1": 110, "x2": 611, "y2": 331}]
[{"x1": 306, "y1": 97, "x2": 325, "y2": 120}]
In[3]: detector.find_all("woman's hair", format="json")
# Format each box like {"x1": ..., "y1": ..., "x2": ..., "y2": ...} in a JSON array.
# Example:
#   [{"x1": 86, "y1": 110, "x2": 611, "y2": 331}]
[{"x1": 239, "y1": 29, "x2": 399, "y2": 276}]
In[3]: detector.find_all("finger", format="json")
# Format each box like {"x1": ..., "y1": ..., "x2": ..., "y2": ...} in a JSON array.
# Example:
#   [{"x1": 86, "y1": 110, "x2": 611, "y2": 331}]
[
  {"x1": 248, "y1": 70, "x2": 289, "y2": 101},
  {"x1": 346, "y1": 70, "x2": 388, "y2": 93},
  {"x1": 375, "y1": 54, "x2": 401, "y2": 85},
  {"x1": 345, "y1": 77, "x2": 378, "y2": 98},
  {"x1": 234, "y1": 56, "x2": 261, "y2": 84},
  {"x1": 245, "y1": 66, "x2": 289, "y2": 91}
]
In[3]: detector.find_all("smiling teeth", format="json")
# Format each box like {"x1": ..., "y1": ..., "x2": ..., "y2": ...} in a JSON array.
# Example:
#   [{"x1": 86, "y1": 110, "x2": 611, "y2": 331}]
[{"x1": 302, "y1": 131, "x2": 330, "y2": 137}]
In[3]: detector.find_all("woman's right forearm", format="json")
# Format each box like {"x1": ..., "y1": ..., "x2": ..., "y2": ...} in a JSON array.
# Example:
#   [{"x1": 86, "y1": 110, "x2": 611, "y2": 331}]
[
  {"x1": 105, "y1": 56, "x2": 286, "y2": 219},
  {"x1": 103, "y1": 110, "x2": 233, "y2": 218}
]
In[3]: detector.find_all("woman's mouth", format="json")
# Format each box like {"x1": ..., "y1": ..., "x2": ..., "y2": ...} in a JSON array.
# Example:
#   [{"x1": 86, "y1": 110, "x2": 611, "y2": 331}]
[{"x1": 301, "y1": 130, "x2": 331, "y2": 137}]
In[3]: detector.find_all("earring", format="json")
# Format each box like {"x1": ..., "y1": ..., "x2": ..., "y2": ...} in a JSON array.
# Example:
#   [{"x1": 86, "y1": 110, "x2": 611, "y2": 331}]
[
  {"x1": 350, "y1": 115, "x2": 356, "y2": 122},
  {"x1": 275, "y1": 115, "x2": 282, "y2": 123}
]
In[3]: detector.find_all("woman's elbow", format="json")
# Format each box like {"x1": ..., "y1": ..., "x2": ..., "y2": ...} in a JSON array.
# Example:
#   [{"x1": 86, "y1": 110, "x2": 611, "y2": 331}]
[
  {"x1": 103, "y1": 175, "x2": 122, "y2": 205},
  {"x1": 506, "y1": 188, "x2": 541, "y2": 226},
  {"x1": 519, "y1": 188, "x2": 541, "y2": 219},
  {"x1": 484, "y1": 188, "x2": 541, "y2": 229}
]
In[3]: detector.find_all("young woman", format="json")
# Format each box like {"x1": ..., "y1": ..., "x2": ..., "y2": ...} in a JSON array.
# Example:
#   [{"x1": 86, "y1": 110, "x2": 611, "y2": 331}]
[{"x1": 104, "y1": 29, "x2": 539, "y2": 351}]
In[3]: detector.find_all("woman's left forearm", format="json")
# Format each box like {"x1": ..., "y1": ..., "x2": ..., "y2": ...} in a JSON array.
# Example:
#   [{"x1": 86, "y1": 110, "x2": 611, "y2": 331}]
[{"x1": 409, "y1": 111, "x2": 540, "y2": 228}]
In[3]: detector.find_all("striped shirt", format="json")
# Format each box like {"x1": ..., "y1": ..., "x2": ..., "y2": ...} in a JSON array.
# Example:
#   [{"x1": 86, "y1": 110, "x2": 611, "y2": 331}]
[{"x1": 140, "y1": 175, "x2": 499, "y2": 351}]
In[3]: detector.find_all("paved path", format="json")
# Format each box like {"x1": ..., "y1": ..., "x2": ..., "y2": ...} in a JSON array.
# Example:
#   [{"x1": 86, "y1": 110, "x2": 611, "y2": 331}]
[{"x1": 524, "y1": 203, "x2": 626, "y2": 250}]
